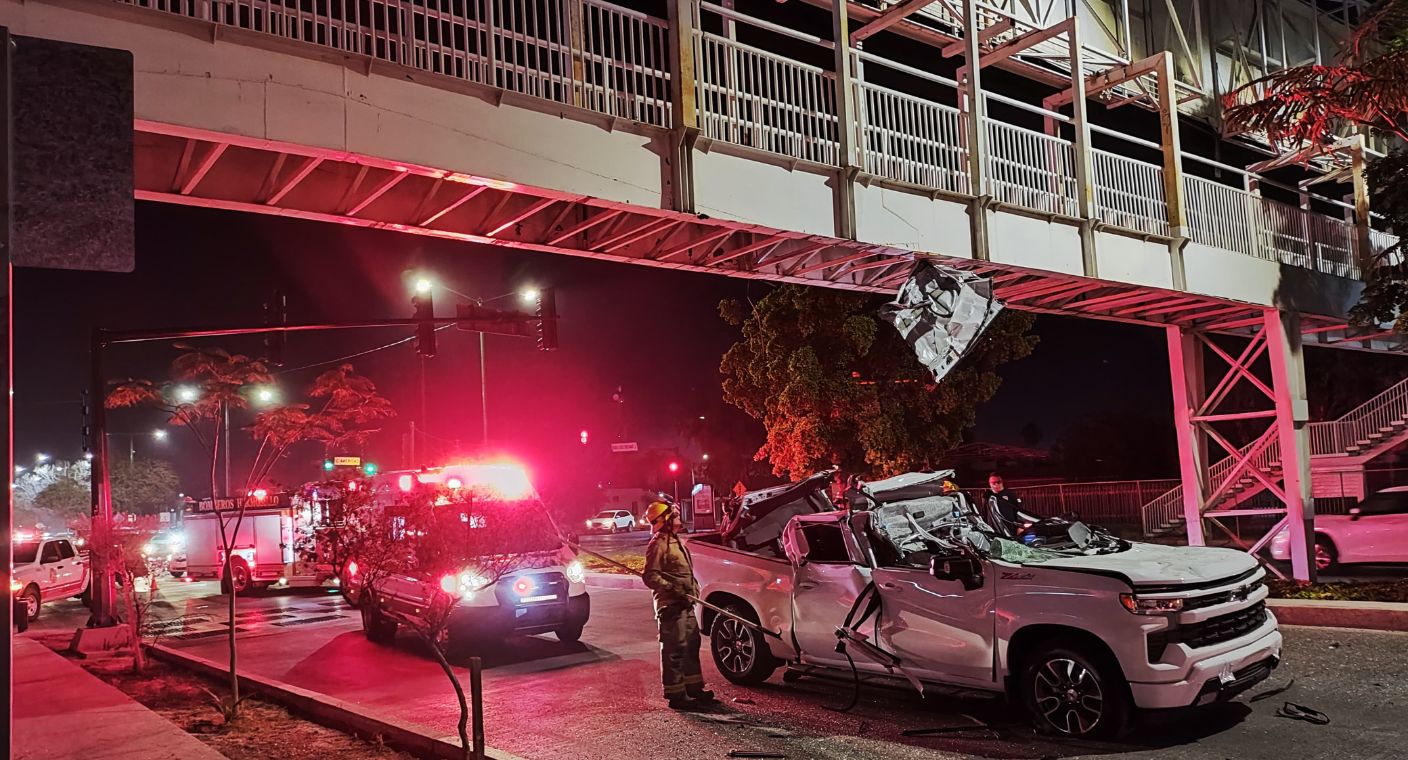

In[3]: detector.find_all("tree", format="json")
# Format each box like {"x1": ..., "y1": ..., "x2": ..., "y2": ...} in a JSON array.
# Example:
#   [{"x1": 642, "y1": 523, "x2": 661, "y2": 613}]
[
  {"x1": 33, "y1": 478, "x2": 92, "y2": 518},
  {"x1": 87, "y1": 515, "x2": 164, "y2": 673},
  {"x1": 719, "y1": 285, "x2": 1037, "y2": 480},
  {"x1": 107, "y1": 347, "x2": 394, "y2": 722},
  {"x1": 1223, "y1": 1, "x2": 1408, "y2": 332},
  {"x1": 111, "y1": 458, "x2": 181, "y2": 514}
]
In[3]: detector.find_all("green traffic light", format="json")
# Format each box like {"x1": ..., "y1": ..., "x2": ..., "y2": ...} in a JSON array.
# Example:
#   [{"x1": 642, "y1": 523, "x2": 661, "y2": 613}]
[
  {"x1": 363, "y1": 462, "x2": 379, "y2": 476},
  {"x1": 323, "y1": 460, "x2": 335, "y2": 471}
]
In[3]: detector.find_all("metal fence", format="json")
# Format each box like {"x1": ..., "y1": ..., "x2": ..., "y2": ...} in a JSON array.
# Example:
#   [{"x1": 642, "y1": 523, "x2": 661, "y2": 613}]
[
  {"x1": 695, "y1": 32, "x2": 839, "y2": 166},
  {"x1": 856, "y1": 82, "x2": 968, "y2": 195},
  {"x1": 1013, "y1": 479, "x2": 1180, "y2": 527},
  {"x1": 1258, "y1": 198, "x2": 1358, "y2": 278},
  {"x1": 1184, "y1": 175, "x2": 1260, "y2": 256},
  {"x1": 1092, "y1": 149, "x2": 1167, "y2": 236},
  {"x1": 985, "y1": 120, "x2": 1078, "y2": 216}
]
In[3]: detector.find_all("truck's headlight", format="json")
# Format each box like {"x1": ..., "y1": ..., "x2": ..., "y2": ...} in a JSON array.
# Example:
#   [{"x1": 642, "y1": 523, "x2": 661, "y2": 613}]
[
  {"x1": 565, "y1": 560, "x2": 585, "y2": 584},
  {"x1": 9, "y1": 580, "x2": 20, "y2": 593},
  {"x1": 1120, "y1": 593, "x2": 1183, "y2": 615},
  {"x1": 585, "y1": 520, "x2": 592, "y2": 528}
]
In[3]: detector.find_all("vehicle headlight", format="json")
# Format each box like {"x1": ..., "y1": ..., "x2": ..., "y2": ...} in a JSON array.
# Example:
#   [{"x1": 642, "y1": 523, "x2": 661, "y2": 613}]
[
  {"x1": 9, "y1": 580, "x2": 20, "y2": 593},
  {"x1": 565, "y1": 560, "x2": 586, "y2": 585},
  {"x1": 457, "y1": 571, "x2": 491, "y2": 600},
  {"x1": 585, "y1": 520, "x2": 592, "y2": 528},
  {"x1": 1119, "y1": 593, "x2": 1183, "y2": 615},
  {"x1": 141, "y1": 544, "x2": 155, "y2": 557}
]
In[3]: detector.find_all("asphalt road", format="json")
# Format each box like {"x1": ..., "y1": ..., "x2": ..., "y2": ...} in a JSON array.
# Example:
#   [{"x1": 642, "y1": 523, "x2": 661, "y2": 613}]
[{"x1": 26, "y1": 581, "x2": 1408, "y2": 760}]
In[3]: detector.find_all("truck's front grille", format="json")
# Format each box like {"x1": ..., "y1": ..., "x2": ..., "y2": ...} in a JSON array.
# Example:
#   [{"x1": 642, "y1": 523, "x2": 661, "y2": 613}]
[
  {"x1": 1185, "y1": 581, "x2": 1265, "y2": 611},
  {"x1": 1175, "y1": 602, "x2": 1268, "y2": 649}
]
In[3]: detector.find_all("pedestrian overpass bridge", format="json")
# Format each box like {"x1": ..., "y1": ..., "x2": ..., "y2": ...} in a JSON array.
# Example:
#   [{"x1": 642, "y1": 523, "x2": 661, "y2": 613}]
[{"x1": 5, "y1": 0, "x2": 1404, "y2": 579}]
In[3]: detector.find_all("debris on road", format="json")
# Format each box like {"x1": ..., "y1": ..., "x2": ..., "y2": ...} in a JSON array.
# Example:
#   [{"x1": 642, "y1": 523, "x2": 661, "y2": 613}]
[
  {"x1": 1276, "y1": 702, "x2": 1331, "y2": 725},
  {"x1": 732, "y1": 696, "x2": 756, "y2": 705}
]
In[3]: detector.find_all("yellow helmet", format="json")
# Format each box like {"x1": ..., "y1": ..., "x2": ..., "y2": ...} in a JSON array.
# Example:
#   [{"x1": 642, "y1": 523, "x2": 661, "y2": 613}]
[{"x1": 645, "y1": 500, "x2": 676, "y2": 526}]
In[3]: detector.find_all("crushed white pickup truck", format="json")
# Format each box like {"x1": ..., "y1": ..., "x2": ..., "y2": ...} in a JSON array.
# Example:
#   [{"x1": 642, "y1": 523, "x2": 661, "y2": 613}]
[{"x1": 691, "y1": 470, "x2": 1282, "y2": 739}]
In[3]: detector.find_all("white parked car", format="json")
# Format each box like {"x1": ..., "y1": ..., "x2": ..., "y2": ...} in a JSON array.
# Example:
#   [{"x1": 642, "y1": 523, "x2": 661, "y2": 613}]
[
  {"x1": 10, "y1": 535, "x2": 90, "y2": 622},
  {"x1": 1269, "y1": 486, "x2": 1408, "y2": 572},
  {"x1": 692, "y1": 471, "x2": 1281, "y2": 740},
  {"x1": 584, "y1": 509, "x2": 636, "y2": 534}
]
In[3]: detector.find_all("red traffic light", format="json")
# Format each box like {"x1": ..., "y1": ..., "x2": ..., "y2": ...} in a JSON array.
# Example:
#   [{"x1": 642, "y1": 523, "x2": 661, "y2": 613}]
[
  {"x1": 580, "y1": 429, "x2": 589, "y2": 445},
  {"x1": 667, "y1": 462, "x2": 680, "y2": 473}
]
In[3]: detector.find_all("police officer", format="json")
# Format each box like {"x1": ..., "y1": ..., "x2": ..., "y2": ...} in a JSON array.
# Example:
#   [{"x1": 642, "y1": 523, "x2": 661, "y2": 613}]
[
  {"x1": 642, "y1": 498, "x2": 716, "y2": 709},
  {"x1": 986, "y1": 472, "x2": 1039, "y2": 538}
]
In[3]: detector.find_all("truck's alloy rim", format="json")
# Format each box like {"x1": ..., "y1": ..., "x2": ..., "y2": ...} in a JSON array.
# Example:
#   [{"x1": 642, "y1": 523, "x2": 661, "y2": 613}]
[
  {"x1": 715, "y1": 618, "x2": 755, "y2": 674},
  {"x1": 1033, "y1": 658, "x2": 1103, "y2": 736},
  {"x1": 24, "y1": 592, "x2": 38, "y2": 617},
  {"x1": 1314, "y1": 544, "x2": 1332, "y2": 571}
]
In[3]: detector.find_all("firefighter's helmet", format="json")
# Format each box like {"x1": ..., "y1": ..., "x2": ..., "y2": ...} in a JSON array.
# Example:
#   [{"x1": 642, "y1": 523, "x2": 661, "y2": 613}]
[{"x1": 645, "y1": 500, "x2": 676, "y2": 527}]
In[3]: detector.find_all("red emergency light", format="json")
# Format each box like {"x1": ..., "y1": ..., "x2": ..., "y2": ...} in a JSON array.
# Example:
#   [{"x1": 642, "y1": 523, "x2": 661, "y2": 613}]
[
  {"x1": 513, "y1": 577, "x2": 534, "y2": 596},
  {"x1": 398, "y1": 474, "x2": 415, "y2": 492},
  {"x1": 440, "y1": 574, "x2": 458, "y2": 593},
  {"x1": 251, "y1": 488, "x2": 268, "y2": 501}
]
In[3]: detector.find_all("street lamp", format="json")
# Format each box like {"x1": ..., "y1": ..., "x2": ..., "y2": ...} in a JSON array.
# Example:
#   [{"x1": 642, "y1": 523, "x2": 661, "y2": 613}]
[
  {"x1": 520, "y1": 287, "x2": 541, "y2": 304},
  {"x1": 413, "y1": 276, "x2": 434, "y2": 295},
  {"x1": 252, "y1": 385, "x2": 279, "y2": 406},
  {"x1": 35, "y1": 453, "x2": 49, "y2": 464},
  {"x1": 153, "y1": 429, "x2": 168, "y2": 441},
  {"x1": 174, "y1": 385, "x2": 199, "y2": 403}
]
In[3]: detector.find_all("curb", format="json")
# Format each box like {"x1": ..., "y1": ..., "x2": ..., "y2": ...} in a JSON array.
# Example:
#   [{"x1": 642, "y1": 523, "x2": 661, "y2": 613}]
[
  {"x1": 149, "y1": 644, "x2": 525, "y2": 760},
  {"x1": 584, "y1": 572, "x2": 646, "y2": 590},
  {"x1": 1267, "y1": 598, "x2": 1408, "y2": 632}
]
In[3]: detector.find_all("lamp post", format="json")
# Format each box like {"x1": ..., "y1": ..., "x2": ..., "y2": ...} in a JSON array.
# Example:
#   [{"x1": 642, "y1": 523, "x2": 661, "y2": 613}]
[{"x1": 106, "y1": 429, "x2": 168, "y2": 465}]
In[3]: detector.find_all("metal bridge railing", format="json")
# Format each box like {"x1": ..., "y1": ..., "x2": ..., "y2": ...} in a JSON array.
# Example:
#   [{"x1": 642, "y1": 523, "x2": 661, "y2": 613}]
[
  {"x1": 985, "y1": 121, "x2": 1078, "y2": 217},
  {"x1": 1184, "y1": 175, "x2": 1261, "y2": 257},
  {"x1": 855, "y1": 83, "x2": 968, "y2": 195},
  {"x1": 695, "y1": 32, "x2": 839, "y2": 167},
  {"x1": 126, "y1": 0, "x2": 674, "y2": 129},
  {"x1": 1092, "y1": 149, "x2": 1168, "y2": 236}
]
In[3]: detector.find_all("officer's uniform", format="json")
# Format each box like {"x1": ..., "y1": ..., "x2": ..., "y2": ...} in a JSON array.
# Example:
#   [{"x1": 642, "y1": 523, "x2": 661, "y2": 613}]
[
  {"x1": 642, "y1": 528, "x2": 704, "y2": 700},
  {"x1": 987, "y1": 489, "x2": 1037, "y2": 537}
]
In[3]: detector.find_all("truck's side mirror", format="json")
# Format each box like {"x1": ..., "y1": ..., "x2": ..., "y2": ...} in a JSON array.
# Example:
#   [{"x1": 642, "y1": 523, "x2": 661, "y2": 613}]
[
  {"x1": 1349, "y1": 507, "x2": 1363, "y2": 521},
  {"x1": 930, "y1": 556, "x2": 984, "y2": 591}
]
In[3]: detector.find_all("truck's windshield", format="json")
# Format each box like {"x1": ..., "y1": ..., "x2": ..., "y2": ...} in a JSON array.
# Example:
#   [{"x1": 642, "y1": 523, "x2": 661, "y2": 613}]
[{"x1": 446, "y1": 501, "x2": 564, "y2": 557}]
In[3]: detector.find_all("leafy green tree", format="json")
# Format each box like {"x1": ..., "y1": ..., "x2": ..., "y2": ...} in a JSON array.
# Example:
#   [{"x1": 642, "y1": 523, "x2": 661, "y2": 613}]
[
  {"x1": 719, "y1": 284, "x2": 1037, "y2": 480},
  {"x1": 1223, "y1": 1, "x2": 1408, "y2": 332},
  {"x1": 111, "y1": 458, "x2": 181, "y2": 514},
  {"x1": 33, "y1": 477, "x2": 92, "y2": 519}
]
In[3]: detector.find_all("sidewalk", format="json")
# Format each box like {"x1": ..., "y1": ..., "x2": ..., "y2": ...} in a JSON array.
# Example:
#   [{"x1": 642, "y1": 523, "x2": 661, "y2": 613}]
[{"x1": 11, "y1": 636, "x2": 226, "y2": 760}]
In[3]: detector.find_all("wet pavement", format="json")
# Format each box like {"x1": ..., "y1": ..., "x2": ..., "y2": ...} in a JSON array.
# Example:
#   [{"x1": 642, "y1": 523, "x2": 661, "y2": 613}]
[{"x1": 26, "y1": 581, "x2": 1408, "y2": 760}]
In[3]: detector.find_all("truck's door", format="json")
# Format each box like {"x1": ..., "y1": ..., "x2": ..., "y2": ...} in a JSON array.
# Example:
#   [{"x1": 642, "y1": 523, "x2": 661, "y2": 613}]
[
  {"x1": 784, "y1": 519, "x2": 871, "y2": 668},
  {"x1": 39, "y1": 541, "x2": 66, "y2": 593},
  {"x1": 871, "y1": 558, "x2": 997, "y2": 688}
]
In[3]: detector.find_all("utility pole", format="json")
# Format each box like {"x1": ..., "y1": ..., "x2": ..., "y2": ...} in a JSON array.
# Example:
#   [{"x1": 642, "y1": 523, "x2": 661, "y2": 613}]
[
  {"x1": 479, "y1": 331, "x2": 488, "y2": 445},
  {"x1": 222, "y1": 402, "x2": 230, "y2": 497},
  {"x1": 1, "y1": 24, "x2": 14, "y2": 730}
]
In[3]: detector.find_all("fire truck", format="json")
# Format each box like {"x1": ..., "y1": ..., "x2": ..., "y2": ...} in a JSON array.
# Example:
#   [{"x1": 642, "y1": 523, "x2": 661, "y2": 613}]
[{"x1": 180, "y1": 489, "x2": 343, "y2": 593}]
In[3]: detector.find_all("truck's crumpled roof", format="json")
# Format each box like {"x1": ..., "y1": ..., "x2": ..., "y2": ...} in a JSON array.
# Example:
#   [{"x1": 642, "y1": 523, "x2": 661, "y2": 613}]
[{"x1": 729, "y1": 470, "x2": 836, "y2": 553}]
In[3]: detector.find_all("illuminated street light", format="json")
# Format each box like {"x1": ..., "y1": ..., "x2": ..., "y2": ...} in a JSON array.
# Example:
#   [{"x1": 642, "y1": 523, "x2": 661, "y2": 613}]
[
  {"x1": 84, "y1": 452, "x2": 94, "y2": 461},
  {"x1": 153, "y1": 429, "x2": 168, "y2": 441},
  {"x1": 174, "y1": 385, "x2": 199, "y2": 403},
  {"x1": 702, "y1": 453, "x2": 710, "y2": 461},
  {"x1": 413, "y1": 276, "x2": 434, "y2": 295},
  {"x1": 252, "y1": 385, "x2": 280, "y2": 406},
  {"x1": 35, "y1": 453, "x2": 49, "y2": 464},
  {"x1": 520, "y1": 287, "x2": 541, "y2": 304},
  {"x1": 14, "y1": 466, "x2": 25, "y2": 474}
]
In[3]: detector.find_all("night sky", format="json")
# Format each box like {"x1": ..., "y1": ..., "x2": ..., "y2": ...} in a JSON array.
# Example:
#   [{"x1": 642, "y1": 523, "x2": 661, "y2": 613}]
[{"x1": 11, "y1": 201, "x2": 1280, "y2": 500}]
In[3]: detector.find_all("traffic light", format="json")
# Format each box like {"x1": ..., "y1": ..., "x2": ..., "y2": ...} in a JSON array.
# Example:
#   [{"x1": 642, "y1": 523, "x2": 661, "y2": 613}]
[
  {"x1": 579, "y1": 429, "x2": 589, "y2": 445},
  {"x1": 412, "y1": 286, "x2": 436, "y2": 358},
  {"x1": 80, "y1": 389, "x2": 92, "y2": 454},
  {"x1": 264, "y1": 290, "x2": 287, "y2": 366},
  {"x1": 362, "y1": 462, "x2": 379, "y2": 476},
  {"x1": 535, "y1": 286, "x2": 558, "y2": 351},
  {"x1": 667, "y1": 461, "x2": 680, "y2": 474},
  {"x1": 323, "y1": 459, "x2": 335, "y2": 472}
]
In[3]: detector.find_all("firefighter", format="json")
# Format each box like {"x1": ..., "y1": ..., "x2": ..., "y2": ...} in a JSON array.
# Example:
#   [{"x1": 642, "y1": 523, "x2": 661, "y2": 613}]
[{"x1": 643, "y1": 498, "x2": 716, "y2": 709}]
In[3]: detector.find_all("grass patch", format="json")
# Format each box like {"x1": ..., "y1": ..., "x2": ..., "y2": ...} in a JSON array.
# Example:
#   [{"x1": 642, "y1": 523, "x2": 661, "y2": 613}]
[
  {"x1": 579, "y1": 546, "x2": 646, "y2": 575},
  {"x1": 1268, "y1": 579, "x2": 1408, "y2": 604}
]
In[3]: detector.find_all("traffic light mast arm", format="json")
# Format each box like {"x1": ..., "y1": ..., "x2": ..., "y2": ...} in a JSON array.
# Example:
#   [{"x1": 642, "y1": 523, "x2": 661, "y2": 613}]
[{"x1": 98, "y1": 313, "x2": 543, "y2": 345}]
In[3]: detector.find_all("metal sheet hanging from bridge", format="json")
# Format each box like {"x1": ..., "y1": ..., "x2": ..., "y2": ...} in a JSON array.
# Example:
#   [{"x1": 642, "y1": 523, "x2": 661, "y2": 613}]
[{"x1": 880, "y1": 261, "x2": 1002, "y2": 383}]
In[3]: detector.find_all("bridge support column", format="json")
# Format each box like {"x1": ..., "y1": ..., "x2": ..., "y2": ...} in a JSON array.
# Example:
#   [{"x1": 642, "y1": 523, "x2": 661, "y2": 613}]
[
  {"x1": 1067, "y1": 17, "x2": 1097, "y2": 278},
  {"x1": 829, "y1": 0, "x2": 859, "y2": 240},
  {"x1": 1265, "y1": 309, "x2": 1316, "y2": 582},
  {"x1": 960, "y1": 0, "x2": 990, "y2": 262},
  {"x1": 1156, "y1": 52, "x2": 1189, "y2": 290},
  {"x1": 1166, "y1": 326, "x2": 1207, "y2": 545},
  {"x1": 665, "y1": 0, "x2": 699, "y2": 213}
]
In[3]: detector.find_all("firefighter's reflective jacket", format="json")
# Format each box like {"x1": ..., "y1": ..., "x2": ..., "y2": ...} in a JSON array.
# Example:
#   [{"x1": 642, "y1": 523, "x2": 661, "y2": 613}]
[{"x1": 643, "y1": 532, "x2": 699, "y2": 610}]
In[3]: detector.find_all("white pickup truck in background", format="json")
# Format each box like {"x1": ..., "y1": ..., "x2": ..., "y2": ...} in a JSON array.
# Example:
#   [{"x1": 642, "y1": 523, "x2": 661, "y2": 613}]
[
  {"x1": 691, "y1": 471, "x2": 1282, "y2": 739},
  {"x1": 11, "y1": 534, "x2": 89, "y2": 624}
]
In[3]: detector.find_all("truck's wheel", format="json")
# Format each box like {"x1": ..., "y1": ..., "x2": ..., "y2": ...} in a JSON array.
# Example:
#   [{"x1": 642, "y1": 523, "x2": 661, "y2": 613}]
[
  {"x1": 709, "y1": 604, "x2": 777, "y2": 685},
  {"x1": 360, "y1": 599, "x2": 398, "y2": 645},
  {"x1": 13, "y1": 597, "x2": 29, "y2": 632},
  {"x1": 555, "y1": 620, "x2": 585, "y2": 643},
  {"x1": 20, "y1": 585, "x2": 41, "y2": 622},
  {"x1": 1314, "y1": 537, "x2": 1339, "y2": 574},
  {"x1": 169, "y1": 571, "x2": 186, "y2": 579},
  {"x1": 1020, "y1": 640, "x2": 1130, "y2": 740}
]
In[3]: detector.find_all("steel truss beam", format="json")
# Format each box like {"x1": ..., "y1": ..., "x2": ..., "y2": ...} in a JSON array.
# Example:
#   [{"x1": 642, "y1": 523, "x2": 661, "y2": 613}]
[{"x1": 131, "y1": 121, "x2": 1403, "y2": 362}]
